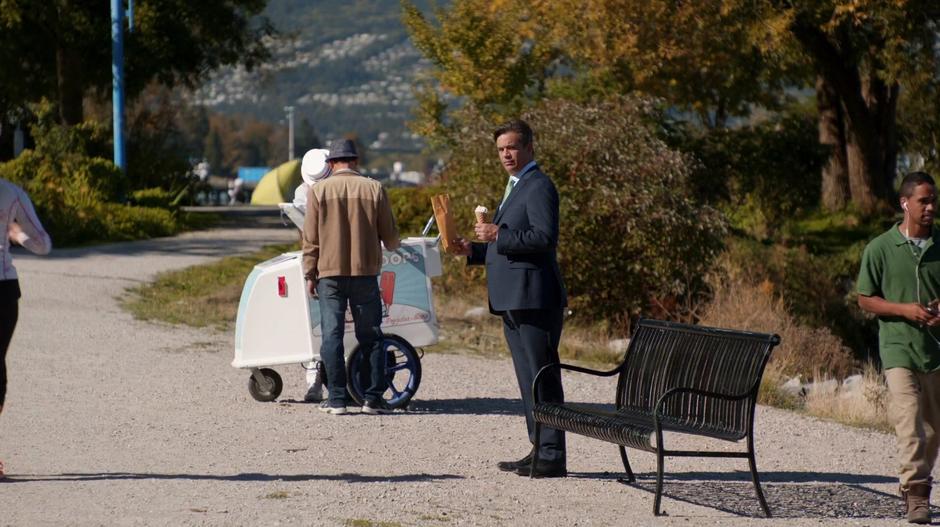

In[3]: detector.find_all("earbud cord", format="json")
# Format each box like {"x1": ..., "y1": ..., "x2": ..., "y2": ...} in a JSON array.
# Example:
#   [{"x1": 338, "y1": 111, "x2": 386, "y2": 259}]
[{"x1": 905, "y1": 222, "x2": 940, "y2": 347}]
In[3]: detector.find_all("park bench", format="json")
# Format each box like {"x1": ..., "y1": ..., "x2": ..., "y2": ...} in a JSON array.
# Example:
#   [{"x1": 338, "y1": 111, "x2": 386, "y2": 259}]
[{"x1": 531, "y1": 318, "x2": 781, "y2": 517}]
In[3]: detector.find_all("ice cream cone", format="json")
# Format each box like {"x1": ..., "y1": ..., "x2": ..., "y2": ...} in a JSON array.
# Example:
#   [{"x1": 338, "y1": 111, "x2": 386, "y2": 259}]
[{"x1": 474, "y1": 205, "x2": 489, "y2": 224}]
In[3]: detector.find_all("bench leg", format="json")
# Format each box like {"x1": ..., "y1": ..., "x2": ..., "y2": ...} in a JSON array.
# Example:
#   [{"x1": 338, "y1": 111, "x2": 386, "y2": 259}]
[
  {"x1": 529, "y1": 423, "x2": 542, "y2": 478},
  {"x1": 618, "y1": 446, "x2": 635, "y2": 483},
  {"x1": 653, "y1": 448, "x2": 665, "y2": 516},
  {"x1": 747, "y1": 435, "x2": 772, "y2": 517}
]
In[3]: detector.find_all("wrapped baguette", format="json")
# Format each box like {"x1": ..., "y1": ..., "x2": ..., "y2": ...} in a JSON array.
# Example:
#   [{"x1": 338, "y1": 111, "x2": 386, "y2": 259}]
[{"x1": 431, "y1": 193, "x2": 459, "y2": 253}]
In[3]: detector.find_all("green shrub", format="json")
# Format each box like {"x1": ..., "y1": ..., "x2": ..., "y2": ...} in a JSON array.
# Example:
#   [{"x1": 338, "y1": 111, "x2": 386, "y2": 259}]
[
  {"x1": 97, "y1": 203, "x2": 179, "y2": 241},
  {"x1": 0, "y1": 104, "x2": 183, "y2": 246},
  {"x1": 681, "y1": 113, "x2": 828, "y2": 239},
  {"x1": 386, "y1": 186, "x2": 437, "y2": 237},
  {"x1": 130, "y1": 187, "x2": 175, "y2": 209},
  {"x1": 438, "y1": 96, "x2": 727, "y2": 322}
]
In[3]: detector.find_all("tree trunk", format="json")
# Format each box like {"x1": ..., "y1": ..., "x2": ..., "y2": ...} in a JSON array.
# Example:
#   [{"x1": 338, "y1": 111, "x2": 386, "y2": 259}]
[
  {"x1": 816, "y1": 75, "x2": 849, "y2": 211},
  {"x1": 839, "y1": 71, "x2": 899, "y2": 214},
  {"x1": 842, "y1": 120, "x2": 881, "y2": 214},
  {"x1": 790, "y1": 21, "x2": 897, "y2": 215},
  {"x1": 868, "y1": 71, "x2": 899, "y2": 199},
  {"x1": 56, "y1": 44, "x2": 83, "y2": 125}
]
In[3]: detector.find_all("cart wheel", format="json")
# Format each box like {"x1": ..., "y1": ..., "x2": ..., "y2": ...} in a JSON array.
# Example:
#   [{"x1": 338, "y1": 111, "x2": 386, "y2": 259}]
[
  {"x1": 346, "y1": 335, "x2": 421, "y2": 409},
  {"x1": 247, "y1": 368, "x2": 283, "y2": 402}
]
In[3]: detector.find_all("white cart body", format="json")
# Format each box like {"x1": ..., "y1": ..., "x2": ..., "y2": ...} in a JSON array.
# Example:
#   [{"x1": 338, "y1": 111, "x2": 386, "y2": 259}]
[{"x1": 232, "y1": 234, "x2": 441, "y2": 370}]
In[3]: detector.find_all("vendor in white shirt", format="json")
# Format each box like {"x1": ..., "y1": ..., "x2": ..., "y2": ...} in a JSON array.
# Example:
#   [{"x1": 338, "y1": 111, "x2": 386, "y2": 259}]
[{"x1": 293, "y1": 148, "x2": 331, "y2": 402}]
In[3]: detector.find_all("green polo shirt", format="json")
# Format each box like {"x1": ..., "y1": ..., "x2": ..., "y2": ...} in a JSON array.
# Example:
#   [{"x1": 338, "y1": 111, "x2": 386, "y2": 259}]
[{"x1": 857, "y1": 222, "x2": 940, "y2": 372}]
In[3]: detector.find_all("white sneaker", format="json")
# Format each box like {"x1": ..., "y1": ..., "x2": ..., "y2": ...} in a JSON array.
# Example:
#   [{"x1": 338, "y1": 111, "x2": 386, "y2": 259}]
[
  {"x1": 318, "y1": 401, "x2": 347, "y2": 415},
  {"x1": 304, "y1": 362, "x2": 324, "y2": 402}
]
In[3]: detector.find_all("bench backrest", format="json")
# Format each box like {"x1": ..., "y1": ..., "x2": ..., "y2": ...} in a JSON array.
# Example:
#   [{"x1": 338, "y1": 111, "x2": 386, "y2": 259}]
[{"x1": 616, "y1": 319, "x2": 780, "y2": 440}]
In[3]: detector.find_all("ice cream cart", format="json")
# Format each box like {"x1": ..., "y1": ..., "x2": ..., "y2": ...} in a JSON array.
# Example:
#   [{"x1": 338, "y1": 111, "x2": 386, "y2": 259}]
[{"x1": 231, "y1": 204, "x2": 441, "y2": 409}]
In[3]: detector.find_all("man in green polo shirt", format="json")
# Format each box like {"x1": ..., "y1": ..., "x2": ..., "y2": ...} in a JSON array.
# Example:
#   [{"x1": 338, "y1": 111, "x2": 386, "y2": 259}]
[{"x1": 858, "y1": 171, "x2": 940, "y2": 524}]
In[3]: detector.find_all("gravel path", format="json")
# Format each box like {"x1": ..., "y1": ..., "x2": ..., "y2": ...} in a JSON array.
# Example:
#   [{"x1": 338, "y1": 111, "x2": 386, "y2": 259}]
[{"x1": 0, "y1": 227, "x2": 929, "y2": 526}]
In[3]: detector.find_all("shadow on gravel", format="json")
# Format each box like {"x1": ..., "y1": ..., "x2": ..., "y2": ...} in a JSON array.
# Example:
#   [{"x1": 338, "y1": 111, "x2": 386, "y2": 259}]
[
  {"x1": 3, "y1": 472, "x2": 462, "y2": 484},
  {"x1": 406, "y1": 398, "x2": 612, "y2": 416},
  {"x1": 644, "y1": 470, "x2": 895, "y2": 484},
  {"x1": 615, "y1": 473, "x2": 917, "y2": 519},
  {"x1": 407, "y1": 397, "x2": 522, "y2": 415}
]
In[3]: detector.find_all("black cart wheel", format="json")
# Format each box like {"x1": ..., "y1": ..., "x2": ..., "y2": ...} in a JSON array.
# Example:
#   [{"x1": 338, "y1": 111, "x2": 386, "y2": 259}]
[
  {"x1": 248, "y1": 368, "x2": 283, "y2": 402},
  {"x1": 346, "y1": 335, "x2": 421, "y2": 409}
]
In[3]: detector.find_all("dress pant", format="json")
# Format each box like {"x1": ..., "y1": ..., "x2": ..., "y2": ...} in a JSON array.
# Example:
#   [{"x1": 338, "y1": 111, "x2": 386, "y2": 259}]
[
  {"x1": 502, "y1": 308, "x2": 566, "y2": 464},
  {"x1": 316, "y1": 276, "x2": 385, "y2": 404},
  {"x1": 886, "y1": 367, "x2": 940, "y2": 488}
]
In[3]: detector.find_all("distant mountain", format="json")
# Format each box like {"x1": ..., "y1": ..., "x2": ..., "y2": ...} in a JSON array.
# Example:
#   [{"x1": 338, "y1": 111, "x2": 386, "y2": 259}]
[{"x1": 191, "y1": 0, "x2": 433, "y2": 153}]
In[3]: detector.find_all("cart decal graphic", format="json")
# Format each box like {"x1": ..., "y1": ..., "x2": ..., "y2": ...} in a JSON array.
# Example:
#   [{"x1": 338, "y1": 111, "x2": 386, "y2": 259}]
[{"x1": 310, "y1": 244, "x2": 435, "y2": 335}]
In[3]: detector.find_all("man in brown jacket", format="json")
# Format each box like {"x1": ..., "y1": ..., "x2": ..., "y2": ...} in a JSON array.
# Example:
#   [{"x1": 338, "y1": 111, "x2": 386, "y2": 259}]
[{"x1": 302, "y1": 139, "x2": 400, "y2": 415}]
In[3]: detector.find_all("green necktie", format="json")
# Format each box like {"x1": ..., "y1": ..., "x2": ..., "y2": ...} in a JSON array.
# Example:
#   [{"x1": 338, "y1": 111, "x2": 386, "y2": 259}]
[{"x1": 501, "y1": 177, "x2": 516, "y2": 205}]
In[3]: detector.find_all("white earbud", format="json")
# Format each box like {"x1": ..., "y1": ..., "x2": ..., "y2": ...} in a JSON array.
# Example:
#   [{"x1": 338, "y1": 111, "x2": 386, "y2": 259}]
[{"x1": 903, "y1": 201, "x2": 909, "y2": 211}]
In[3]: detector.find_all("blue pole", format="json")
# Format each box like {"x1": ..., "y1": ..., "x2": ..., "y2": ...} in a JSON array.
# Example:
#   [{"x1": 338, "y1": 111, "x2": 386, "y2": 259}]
[{"x1": 111, "y1": 0, "x2": 126, "y2": 172}]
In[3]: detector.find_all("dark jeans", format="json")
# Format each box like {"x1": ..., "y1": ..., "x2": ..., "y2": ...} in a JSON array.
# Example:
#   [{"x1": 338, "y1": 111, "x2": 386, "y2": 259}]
[
  {"x1": 0, "y1": 280, "x2": 21, "y2": 407},
  {"x1": 317, "y1": 276, "x2": 385, "y2": 405}
]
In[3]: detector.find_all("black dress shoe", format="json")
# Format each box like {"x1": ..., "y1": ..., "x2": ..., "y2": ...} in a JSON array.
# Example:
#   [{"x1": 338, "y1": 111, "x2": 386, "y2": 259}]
[
  {"x1": 497, "y1": 452, "x2": 533, "y2": 472},
  {"x1": 516, "y1": 460, "x2": 567, "y2": 478}
]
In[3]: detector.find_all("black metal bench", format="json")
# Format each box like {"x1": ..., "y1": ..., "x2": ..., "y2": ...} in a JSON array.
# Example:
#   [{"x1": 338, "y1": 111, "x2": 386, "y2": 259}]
[{"x1": 531, "y1": 319, "x2": 781, "y2": 517}]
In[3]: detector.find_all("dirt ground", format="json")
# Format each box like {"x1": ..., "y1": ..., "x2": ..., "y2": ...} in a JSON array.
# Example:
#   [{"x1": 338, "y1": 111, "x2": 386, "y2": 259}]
[{"x1": 0, "y1": 227, "x2": 929, "y2": 526}]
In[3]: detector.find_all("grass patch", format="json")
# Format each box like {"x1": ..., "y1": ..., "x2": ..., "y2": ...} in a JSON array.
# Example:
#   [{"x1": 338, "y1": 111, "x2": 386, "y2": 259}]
[
  {"x1": 122, "y1": 243, "x2": 298, "y2": 330},
  {"x1": 120, "y1": 240, "x2": 892, "y2": 434},
  {"x1": 430, "y1": 293, "x2": 624, "y2": 366},
  {"x1": 803, "y1": 364, "x2": 891, "y2": 433},
  {"x1": 780, "y1": 209, "x2": 891, "y2": 255}
]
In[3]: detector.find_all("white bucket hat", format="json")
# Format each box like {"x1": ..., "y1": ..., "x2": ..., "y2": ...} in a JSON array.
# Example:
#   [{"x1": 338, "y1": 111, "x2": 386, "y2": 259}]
[{"x1": 300, "y1": 148, "x2": 331, "y2": 185}]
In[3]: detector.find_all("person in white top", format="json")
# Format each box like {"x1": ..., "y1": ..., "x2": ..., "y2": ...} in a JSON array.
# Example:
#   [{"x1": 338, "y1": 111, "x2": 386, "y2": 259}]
[
  {"x1": 0, "y1": 177, "x2": 52, "y2": 479},
  {"x1": 293, "y1": 148, "x2": 331, "y2": 212},
  {"x1": 293, "y1": 149, "x2": 331, "y2": 402}
]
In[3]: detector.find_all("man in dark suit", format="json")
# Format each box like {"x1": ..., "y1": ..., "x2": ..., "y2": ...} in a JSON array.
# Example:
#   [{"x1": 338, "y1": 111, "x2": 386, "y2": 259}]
[{"x1": 453, "y1": 119, "x2": 568, "y2": 478}]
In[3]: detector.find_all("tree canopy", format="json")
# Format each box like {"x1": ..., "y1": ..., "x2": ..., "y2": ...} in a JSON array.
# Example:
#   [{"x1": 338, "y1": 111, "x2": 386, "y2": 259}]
[
  {"x1": 0, "y1": 0, "x2": 273, "y2": 124},
  {"x1": 403, "y1": 0, "x2": 940, "y2": 214}
]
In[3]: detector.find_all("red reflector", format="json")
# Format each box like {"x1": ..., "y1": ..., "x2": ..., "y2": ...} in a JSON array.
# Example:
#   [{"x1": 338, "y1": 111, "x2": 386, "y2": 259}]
[{"x1": 277, "y1": 276, "x2": 287, "y2": 297}]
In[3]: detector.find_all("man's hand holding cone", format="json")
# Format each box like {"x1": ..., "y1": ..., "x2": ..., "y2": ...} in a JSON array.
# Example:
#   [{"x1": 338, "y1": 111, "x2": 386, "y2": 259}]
[{"x1": 473, "y1": 204, "x2": 498, "y2": 242}]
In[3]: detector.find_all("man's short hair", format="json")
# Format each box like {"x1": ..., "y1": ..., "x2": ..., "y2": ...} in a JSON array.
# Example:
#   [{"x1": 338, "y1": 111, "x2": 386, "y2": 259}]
[
  {"x1": 900, "y1": 171, "x2": 936, "y2": 198},
  {"x1": 493, "y1": 119, "x2": 534, "y2": 146}
]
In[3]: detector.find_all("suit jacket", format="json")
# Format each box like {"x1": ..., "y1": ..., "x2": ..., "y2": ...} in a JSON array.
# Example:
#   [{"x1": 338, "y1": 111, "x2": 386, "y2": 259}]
[{"x1": 469, "y1": 164, "x2": 567, "y2": 313}]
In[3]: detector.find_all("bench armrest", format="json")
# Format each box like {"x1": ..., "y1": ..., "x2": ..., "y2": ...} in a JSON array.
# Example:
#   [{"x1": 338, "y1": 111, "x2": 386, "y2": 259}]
[
  {"x1": 652, "y1": 386, "x2": 755, "y2": 426},
  {"x1": 531, "y1": 362, "x2": 621, "y2": 404}
]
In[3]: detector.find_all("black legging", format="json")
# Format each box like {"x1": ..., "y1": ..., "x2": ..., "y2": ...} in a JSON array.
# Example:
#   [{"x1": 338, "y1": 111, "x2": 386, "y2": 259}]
[{"x1": 0, "y1": 280, "x2": 21, "y2": 407}]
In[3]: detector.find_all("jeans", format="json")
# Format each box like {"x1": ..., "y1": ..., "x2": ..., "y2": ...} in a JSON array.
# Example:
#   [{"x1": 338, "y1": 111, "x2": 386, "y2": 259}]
[{"x1": 317, "y1": 276, "x2": 385, "y2": 404}]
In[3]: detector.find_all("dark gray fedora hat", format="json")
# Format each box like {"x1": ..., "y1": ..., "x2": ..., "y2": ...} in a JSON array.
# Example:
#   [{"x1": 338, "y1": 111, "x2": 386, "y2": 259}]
[{"x1": 326, "y1": 139, "x2": 359, "y2": 160}]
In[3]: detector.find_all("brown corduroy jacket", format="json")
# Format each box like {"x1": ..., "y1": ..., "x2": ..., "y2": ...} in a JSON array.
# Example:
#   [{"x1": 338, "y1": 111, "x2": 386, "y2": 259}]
[{"x1": 302, "y1": 169, "x2": 400, "y2": 280}]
